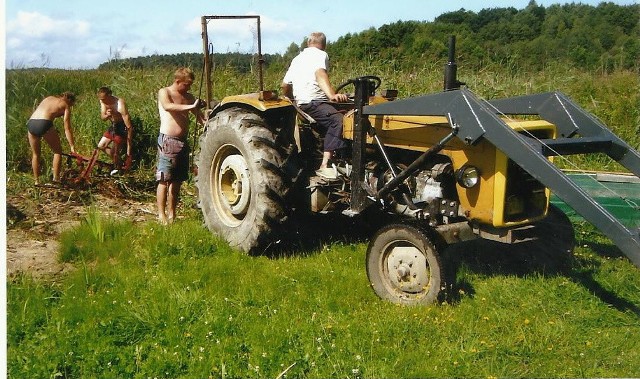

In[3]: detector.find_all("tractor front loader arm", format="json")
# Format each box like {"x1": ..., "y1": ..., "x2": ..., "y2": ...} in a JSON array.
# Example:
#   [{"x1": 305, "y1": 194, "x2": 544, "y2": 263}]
[
  {"x1": 488, "y1": 91, "x2": 640, "y2": 175},
  {"x1": 364, "y1": 88, "x2": 640, "y2": 268}
]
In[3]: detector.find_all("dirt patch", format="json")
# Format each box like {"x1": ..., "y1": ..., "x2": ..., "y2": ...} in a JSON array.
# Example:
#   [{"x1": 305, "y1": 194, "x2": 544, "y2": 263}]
[{"x1": 6, "y1": 177, "x2": 158, "y2": 282}]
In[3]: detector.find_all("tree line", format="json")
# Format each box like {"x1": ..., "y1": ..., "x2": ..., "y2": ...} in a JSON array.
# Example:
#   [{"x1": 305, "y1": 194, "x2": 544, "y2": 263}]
[{"x1": 99, "y1": 1, "x2": 639, "y2": 73}]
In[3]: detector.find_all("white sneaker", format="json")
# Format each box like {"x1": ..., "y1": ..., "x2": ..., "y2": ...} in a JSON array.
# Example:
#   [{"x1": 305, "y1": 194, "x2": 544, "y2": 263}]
[
  {"x1": 336, "y1": 163, "x2": 352, "y2": 176},
  {"x1": 315, "y1": 166, "x2": 338, "y2": 179}
]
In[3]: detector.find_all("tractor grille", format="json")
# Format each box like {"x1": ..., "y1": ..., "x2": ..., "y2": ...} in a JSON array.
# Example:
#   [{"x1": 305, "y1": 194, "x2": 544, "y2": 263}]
[
  {"x1": 503, "y1": 160, "x2": 547, "y2": 223},
  {"x1": 503, "y1": 129, "x2": 552, "y2": 223}
]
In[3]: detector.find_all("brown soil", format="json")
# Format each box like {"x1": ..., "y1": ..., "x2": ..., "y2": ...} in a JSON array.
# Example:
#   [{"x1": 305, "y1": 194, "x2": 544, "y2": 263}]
[{"x1": 6, "y1": 177, "x2": 158, "y2": 282}]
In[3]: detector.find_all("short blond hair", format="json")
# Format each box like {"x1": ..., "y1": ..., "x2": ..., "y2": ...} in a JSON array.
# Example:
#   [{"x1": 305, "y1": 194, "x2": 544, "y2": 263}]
[{"x1": 174, "y1": 67, "x2": 195, "y2": 82}]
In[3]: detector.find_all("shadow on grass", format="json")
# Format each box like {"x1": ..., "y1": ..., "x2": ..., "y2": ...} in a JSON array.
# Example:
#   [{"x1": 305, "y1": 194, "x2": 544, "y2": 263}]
[
  {"x1": 581, "y1": 241, "x2": 627, "y2": 260},
  {"x1": 572, "y1": 269, "x2": 640, "y2": 316},
  {"x1": 261, "y1": 209, "x2": 385, "y2": 258},
  {"x1": 442, "y1": 239, "x2": 640, "y2": 317},
  {"x1": 572, "y1": 241, "x2": 640, "y2": 316}
]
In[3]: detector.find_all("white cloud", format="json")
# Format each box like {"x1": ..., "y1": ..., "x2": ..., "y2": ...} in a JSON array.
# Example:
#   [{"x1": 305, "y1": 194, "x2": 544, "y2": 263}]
[
  {"x1": 260, "y1": 14, "x2": 289, "y2": 33},
  {"x1": 5, "y1": 8, "x2": 295, "y2": 68},
  {"x1": 6, "y1": 11, "x2": 94, "y2": 68},
  {"x1": 195, "y1": 14, "x2": 293, "y2": 55},
  {"x1": 7, "y1": 38, "x2": 23, "y2": 49},
  {"x1": 7, "y1": 11, "x2": 90, "y2": 38},
  {"x1": 185, "y1": 16, "x2": 203, "y2": 34}
]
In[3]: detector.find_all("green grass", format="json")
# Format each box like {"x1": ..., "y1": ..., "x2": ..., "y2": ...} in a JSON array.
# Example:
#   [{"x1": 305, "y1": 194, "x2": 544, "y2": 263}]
[
  {"x1": 7, "y1": 211, "x2": 640, "y2": 378},
  {"x1": 6, "y1": 61, "x2": 640, "y2": 378}
]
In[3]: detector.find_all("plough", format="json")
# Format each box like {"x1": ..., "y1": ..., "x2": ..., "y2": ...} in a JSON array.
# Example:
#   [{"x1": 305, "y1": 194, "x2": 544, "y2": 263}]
[{"x1": 61, "y1": 149, "x2": 131, "y2": 187}]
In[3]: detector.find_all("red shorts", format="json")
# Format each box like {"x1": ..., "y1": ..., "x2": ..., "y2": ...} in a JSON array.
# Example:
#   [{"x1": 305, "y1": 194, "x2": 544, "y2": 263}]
[
  {"x1": 103, "y1": 121, "x2": 127, "y2": 144},
  {"x1": 103, "y1": 130, "x2": 126, "y2": 145}
]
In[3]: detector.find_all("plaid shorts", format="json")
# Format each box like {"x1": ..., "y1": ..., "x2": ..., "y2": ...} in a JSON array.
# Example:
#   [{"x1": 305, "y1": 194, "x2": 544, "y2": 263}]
[{"x1": 155, "y1": 133, "x2": 189, "y2": 182}]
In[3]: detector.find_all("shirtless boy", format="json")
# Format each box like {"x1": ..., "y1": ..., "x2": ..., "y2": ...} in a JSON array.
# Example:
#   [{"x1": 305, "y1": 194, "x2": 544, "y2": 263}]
[
  {"x1": 26, "y1": 92, "x2": 77, "y2": 185},
  {"x1": 97, "y1": 86, "x2": 134, "y2": 171},
  {"x1": 155, "y1": 67, "x2": 205, "y2": 224}
]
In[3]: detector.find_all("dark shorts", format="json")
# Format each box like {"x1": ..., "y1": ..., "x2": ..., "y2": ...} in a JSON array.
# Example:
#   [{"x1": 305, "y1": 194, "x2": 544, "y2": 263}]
[
  {"x1": 103, "y1": 121, "x2": 127, "y2": 144},
  {"x1": 27, "y1": 119, "x2": 54, "y2": 137},
  {"x1": 155, "y1": 133, "x2": 189, "y2": 182},
  {"x1": 300, "y1": 101, "x2": 347, "y2": 152}
]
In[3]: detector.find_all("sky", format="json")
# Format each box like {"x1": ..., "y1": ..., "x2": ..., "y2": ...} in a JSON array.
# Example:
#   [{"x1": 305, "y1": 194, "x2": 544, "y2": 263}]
[{"x1": 3, "y1": 0, "x2": 640, "y2": 69}]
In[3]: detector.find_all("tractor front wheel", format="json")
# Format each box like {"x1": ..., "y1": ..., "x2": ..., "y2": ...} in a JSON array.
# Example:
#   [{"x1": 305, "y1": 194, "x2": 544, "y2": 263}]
[{"x1": 366, "y1": 223, "x2": 444, "y2": 306}]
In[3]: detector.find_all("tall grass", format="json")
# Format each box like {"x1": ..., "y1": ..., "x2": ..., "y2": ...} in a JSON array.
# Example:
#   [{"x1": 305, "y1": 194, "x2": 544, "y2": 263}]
[
  {"x1": 7, "y1": 61, "x2": 638, "y2": 177},
  {"x1": 7, "y1": 217, "x2": 640, "y2": 378}
]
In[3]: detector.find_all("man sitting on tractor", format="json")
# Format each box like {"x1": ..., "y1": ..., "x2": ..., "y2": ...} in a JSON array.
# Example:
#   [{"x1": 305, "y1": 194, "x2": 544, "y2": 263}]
[{"x1": 281, "y1": 31, "x2": 349, "y2": 179}]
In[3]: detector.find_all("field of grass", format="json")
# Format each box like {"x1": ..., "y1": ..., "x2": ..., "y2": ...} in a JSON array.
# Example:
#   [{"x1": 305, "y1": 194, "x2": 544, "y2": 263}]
[
  {"x1": 6, "y1": 62, "x2": 640, "y2": 378},
  {"x1": 7, "y1": 211, "x2": 640, "y2": 378}
]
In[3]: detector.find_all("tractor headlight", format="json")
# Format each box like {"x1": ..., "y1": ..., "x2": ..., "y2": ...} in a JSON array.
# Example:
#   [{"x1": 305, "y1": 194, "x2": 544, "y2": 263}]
[{"x1": 456, "y1": 165, "x2": 480, "y2": 188}]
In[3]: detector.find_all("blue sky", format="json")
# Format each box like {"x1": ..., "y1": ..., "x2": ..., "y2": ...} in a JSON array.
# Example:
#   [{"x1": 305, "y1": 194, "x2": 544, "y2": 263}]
[{"x1": 4, "y1": 0, "x2": 639, "y2": 69}]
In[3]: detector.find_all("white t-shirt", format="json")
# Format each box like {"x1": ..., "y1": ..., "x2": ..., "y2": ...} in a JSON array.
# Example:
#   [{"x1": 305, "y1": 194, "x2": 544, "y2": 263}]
[{"x1": 282, "y1": 47, "x2": 329, "y2": 104}]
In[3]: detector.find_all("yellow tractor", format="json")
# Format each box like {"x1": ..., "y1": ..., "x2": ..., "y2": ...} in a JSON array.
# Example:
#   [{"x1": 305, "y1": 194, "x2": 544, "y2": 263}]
[{"x1": 196, "y1": 16, "x2": 640, "y2": 305}]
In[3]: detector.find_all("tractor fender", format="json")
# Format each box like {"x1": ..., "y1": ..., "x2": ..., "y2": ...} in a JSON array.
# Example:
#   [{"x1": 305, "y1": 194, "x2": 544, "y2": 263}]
[{"x1": 211, "y1": 92, "x2": 293, "y2": 116}]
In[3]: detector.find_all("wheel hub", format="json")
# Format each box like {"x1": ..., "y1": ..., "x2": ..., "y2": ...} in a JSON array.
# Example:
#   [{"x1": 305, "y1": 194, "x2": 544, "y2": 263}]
[
  {"x1": 218, "y1": 154, "x2": 250, "y2": 216},
  {"x1": 386, "y1": 246, "x2": 429, "y2": 293}
]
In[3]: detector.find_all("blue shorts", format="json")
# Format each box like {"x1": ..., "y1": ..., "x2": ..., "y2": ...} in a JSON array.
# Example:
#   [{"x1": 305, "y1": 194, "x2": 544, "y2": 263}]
[
  {"x1": 155, "y1": 133, "x2": 189, "y2": 182},
  {"x1": 300, "y1": 101, "x2": 347, "y2": 152},
  {"x1": 27, "y1": 119, "x2": 54, "y2": 137}
]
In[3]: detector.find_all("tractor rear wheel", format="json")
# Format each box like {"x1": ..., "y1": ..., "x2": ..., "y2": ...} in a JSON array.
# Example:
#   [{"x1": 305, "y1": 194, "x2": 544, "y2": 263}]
[
  {"x1": 366, "y1": 223, "x2": 444, "y2": 306},
  {"x1": 196, "y1": 107, "x2": 289, "y2": 254}
]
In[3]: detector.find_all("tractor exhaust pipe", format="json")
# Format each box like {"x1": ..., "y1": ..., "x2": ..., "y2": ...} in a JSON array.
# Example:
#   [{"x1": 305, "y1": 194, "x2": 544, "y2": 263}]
[{"x1": 444, "y1": 35, "x2": 464, "y2": 91}]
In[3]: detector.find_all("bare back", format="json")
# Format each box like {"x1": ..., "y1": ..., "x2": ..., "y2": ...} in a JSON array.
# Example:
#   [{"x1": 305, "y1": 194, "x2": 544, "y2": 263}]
[
  {"x1": 30, "y1": 96, "x2": 69, "y2": 120},
  {"x1": 158, "y1": 85, "x2": 196, "y2": 138}
]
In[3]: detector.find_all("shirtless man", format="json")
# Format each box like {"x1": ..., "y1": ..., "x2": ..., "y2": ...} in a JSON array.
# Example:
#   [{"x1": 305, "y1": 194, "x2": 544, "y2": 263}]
[
  {"x1": 96, "y1": 86, "x2": 134, "y2": 171},
  {"x1": 26, "y1": 92, "x2": 77, "y2": 185},
  {"x1": 155, "y1": 67, "x2": 205, "y2": 224}
]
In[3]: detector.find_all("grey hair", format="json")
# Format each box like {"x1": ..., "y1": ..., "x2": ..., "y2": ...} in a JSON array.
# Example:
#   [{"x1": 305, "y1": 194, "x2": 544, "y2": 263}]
[{"x1": 307, "y1": 32, "x2": 327, "y2": 48}]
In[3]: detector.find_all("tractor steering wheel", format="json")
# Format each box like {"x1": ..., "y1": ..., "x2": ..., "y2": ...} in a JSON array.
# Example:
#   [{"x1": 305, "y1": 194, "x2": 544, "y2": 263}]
[{"x1": 335, "y1": 75, "x2": 382, "y2": 94}]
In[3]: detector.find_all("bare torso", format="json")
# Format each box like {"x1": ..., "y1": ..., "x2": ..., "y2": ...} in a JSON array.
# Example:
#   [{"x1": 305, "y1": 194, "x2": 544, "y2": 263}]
[
  {"x1": 101, "y1": 96, "x2": 124, "y2": 122},
  {"x1": 158, "y1": 85, "x2": 196, "y2": 138},
  {"x1": 30, "y1": 96, "x2": 68, "y2": 120}
]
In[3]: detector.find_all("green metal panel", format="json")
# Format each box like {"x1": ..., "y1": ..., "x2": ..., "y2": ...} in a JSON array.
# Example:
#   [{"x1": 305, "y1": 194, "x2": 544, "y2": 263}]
[{"x1": 551, "y1": 173, "x2": 640, "y2": 228}]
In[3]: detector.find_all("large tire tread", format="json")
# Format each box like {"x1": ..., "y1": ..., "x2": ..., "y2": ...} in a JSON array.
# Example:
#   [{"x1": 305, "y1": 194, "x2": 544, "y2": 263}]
[{"x1": 196, "y1": 107, "x2": 291, "y2": 254}]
